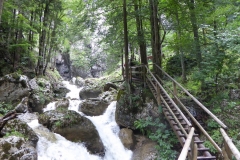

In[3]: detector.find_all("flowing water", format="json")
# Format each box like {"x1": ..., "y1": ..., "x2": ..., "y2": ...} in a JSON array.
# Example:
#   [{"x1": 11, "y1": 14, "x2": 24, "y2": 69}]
[{"x1": 28, "y1": 81, "x2": 132, "y2": 160}]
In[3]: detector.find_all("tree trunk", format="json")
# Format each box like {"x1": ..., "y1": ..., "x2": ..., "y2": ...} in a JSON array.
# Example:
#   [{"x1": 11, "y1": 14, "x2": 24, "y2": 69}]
[
  {"x1": 37, "y1": 1, "x2": 50, "y2": 76},
  {"x1": 0, "y1": 0, "x2": 4, "y2": 23},
  {"x1": 134, "y1": 0, "x2": 147, "y2": 65},
  {"x1": 123, "y1": 0, "x2": 129, "y2": 83},
  {"x1": 149, "y1": 0, "x2": 161, "y2": 75},
  {"x1": 188, "y1": 0, "x2": 202, "y2": 69}
]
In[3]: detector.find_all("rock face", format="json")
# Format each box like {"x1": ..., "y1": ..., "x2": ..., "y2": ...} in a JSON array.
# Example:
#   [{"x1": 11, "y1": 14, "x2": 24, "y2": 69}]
[
  {"x1": 79, "y1": 87, "x2": 102, "y2": 100},
  {"x1": 0, "y1": 73, "x2": 30, "y2": 104},
  {"x1": 0, "y1": 118, "x2": 39, "y2": 159},
  {"x1": 0, "y1": 136, "x2": 37, "y2": 160},
  {"x1": 38, "y1": 110, "x2": 104, "y2": 155},
  {"x1": 115, "y1": 86, "x2": 160, "y2": 130},
  {"x1": 56, "y1": 53, "x2": 71, "y2": 80},
  {"x1": 28, "y1": 78, "x2": 53, "y2": 113},
  {"x1": 119, "y1": 128, "x2": 134, "y2": 150},
  {"x1": 131, "y1": 135, "x2": 158, "y2": 160},
  {"x1": 79, "y1": 99, "x2": 109, "y2": 116}
]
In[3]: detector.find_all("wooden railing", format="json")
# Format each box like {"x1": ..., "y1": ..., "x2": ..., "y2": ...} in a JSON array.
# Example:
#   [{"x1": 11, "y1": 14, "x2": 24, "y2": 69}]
[{"x1": 129, "y1": 64, "x2": 240, "y2": 160}]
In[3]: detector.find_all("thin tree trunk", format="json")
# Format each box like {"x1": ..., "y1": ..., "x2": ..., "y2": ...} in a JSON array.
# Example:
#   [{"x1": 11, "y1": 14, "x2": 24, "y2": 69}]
[
  {"x1": 188, "y1": 0, "x2": 202, "y2": 69},
  {"x1": 176, "y1": 8, "x2": 186, "y2": 82},
  {"x1": 123, "y1": 0, "x2": 129, "y2": 83},
  {"x1": 0, "y1": 0, "x2": 4, "y2": 23}
]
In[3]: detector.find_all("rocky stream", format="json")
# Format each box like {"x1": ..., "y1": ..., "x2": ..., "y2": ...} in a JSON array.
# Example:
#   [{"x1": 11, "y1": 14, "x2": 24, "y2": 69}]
[{"x1": 0, "y1": 73, "x2": 159, "y2": 160}]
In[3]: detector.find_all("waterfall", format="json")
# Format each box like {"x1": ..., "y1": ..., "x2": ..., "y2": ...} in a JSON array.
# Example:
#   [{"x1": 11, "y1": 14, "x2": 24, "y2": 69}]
[{"x1": 28, "y1": 81, "x2": 132, "y2": 160}]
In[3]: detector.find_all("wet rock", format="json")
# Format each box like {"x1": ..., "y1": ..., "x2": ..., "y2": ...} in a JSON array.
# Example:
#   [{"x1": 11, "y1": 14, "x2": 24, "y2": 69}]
[
  {"x1": 131, "y1": 135, "x2": 158, "y2": 160},
  {"x1": 0, "y1": 73, "x2": 30, "y2": 104},
  {"x1": 55, "y1": 98, "x2": 69, "y2": 109},
  {"x1": 79, "y1": 99, "x2": 109, "y2": 116},
  {"x1": 15, "y1": 97, "x2": 29, "y2": 113},
  {"x1": 119, "y1": 128, "x2": 134, "y2": 150},
  {"x1": 79, "y1": 87, "x2": 102, "y2": 100},
  {"x1": 38, "y1": 110, "x2": 104, "y2": 155},
  {"x1": 1, "y1": 119, "x2": 39, "y2": 148},
  {"x1": 0, "y1": 136, "x2": 37, "y2": 160}
]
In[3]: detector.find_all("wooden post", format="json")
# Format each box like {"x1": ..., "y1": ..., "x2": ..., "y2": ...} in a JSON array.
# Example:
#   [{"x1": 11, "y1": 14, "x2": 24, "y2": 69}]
[
  {"x1": 156, "y1": 85, "x2": 161, "y2": 105},
  {"x1": 193, "y1": 143, "x2": 198, "y2": 160},
  {"x1": 173, "y1": 81, "x2": 177, "y2": 97}
]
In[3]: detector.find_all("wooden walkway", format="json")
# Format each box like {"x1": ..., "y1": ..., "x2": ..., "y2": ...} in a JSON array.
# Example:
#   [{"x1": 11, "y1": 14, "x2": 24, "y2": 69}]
[{"x1": 130, "y1": 64, "x2": 240, "y2": 160}]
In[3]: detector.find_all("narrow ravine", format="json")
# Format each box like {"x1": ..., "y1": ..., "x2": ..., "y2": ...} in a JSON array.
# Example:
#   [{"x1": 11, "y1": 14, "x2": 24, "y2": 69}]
[{"x1": 28, "y1": 81, "x2": 132, "y2": 160}]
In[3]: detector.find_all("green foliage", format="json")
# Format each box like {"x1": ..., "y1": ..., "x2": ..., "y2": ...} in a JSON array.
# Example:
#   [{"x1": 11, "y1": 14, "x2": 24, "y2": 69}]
[
  {"x1": 165, "y1": 54, "x2": 197, "y2": 77},
  {"x1": 0, "y1": 102, "x2": 14, "y2": 115},
  {"x1": 4, "y1": 130, "x2": 27, "y2": 140},
  {"x1": 134, "y1": 117, "x2": 177, "y2": 160}
]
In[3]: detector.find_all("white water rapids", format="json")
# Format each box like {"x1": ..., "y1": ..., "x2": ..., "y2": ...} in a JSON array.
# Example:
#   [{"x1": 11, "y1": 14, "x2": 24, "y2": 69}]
[{"x1": 27, "y1": 81, "x2": 132, "y2": 160}]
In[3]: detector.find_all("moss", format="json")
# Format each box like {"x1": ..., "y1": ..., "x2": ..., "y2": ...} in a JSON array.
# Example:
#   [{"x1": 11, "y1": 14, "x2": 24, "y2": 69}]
[{"x1": 2, "y1": 142, "x2": 11, "y2": 152}]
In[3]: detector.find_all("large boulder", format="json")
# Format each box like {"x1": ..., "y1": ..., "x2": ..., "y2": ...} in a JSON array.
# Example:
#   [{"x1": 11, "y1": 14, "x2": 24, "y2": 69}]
[
  {"x1": 52, "y1": 82, "x2": 69, "y2": 98},
  {"x1": 0, "y1": 73, "x2": 30, "y2": 104},
  {"x1": 1, "y1": 119, "x2": 39, "y2": 148},
  {"x1": 79, "y1": 99, "x2": 109, "y2": 116},
  {"x1": 38, "y1": 110, "x2": 104, "y2": 155},
  {"x1": 0, "y1": 136, "x2": 37, "y2": 160},
  {"x1": 131, "y1": 135, "x2": 158, "y2": 160},
  {"x1": 28, "y1": 78, "x2": 53, "y2": 113},
  {"x1": 79, "y1": 87, "x2": 102, "y2": 100},
  {"x1": 116, "y1": 85, "x2": 160, "y2": 129},
  {"x1": 119, "y1": 128, "x2": 134, "y2": 150}
]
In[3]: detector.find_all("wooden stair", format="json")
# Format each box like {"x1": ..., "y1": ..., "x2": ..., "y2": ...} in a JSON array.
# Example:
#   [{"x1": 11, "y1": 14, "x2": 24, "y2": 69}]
[{"x1": 146, "y1": 77, "x2": 216, "y2": 160}]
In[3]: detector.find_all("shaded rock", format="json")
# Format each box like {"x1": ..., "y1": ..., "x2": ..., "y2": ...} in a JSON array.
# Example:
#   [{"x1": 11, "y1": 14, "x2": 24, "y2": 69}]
[
  {"x1": 229, "y1": 89, "x2": 240, "y2": 100},
  {"x1": 15, "y1": 97, "x2": 29, "y2": 113},
  {"x1": 0, "y1": 136, "x2": 37, "y2": 160},
  {"x1": 79, "y1": 87, "x2": 102, "y2": 100},
  {"x1": 119, "y1": 128, "x2": 134, "y2": 150},
  {"x1": 38, "y1": 110, "x2": 104, "y2": 155},
  {"x1": 103, "y1": 82, "x2": 118, "y2": 92},
  {"x1": 28, "y1": 78, "x2": 53, "y2": 113},
  {"x1": 131, "y1": 135, "x2": 158, "y2": 160},
  {"x1": 79, "y1": 99, "x2": 109, "y2": 116},
  {"x1": 100, "y1": 89, "x2": 118, "y2": 103},
  {"x1": 55, "y1": 98, "x2": 69, "y2": 109},
  {"x1": 1, "y1": 119, "x2": 39, "y2": 148},
  {"x1": 0, "y1": 73, "x2": 30, "y2": 104},
  {"x1": 52, "y1": 82, "x2": 69, "y2": 98}
]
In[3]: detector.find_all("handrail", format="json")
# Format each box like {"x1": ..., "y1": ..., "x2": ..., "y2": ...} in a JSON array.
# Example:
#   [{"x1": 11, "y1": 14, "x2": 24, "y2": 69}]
[
  {"x1": 153, "y1": 63, "x2": 228, "y2": 129},
  {"x1": 220, "y1": 128, "x2": 240, "y2": 160},
  {"x1": 160, "y1": 95, "x2": 188, "y2": 137},
  {"x1": 144, "y1": 65, "x2": 192, "y2": 127},
  {"x1": 178, "y1": 127, "x2": 195, "y2": 160}
]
